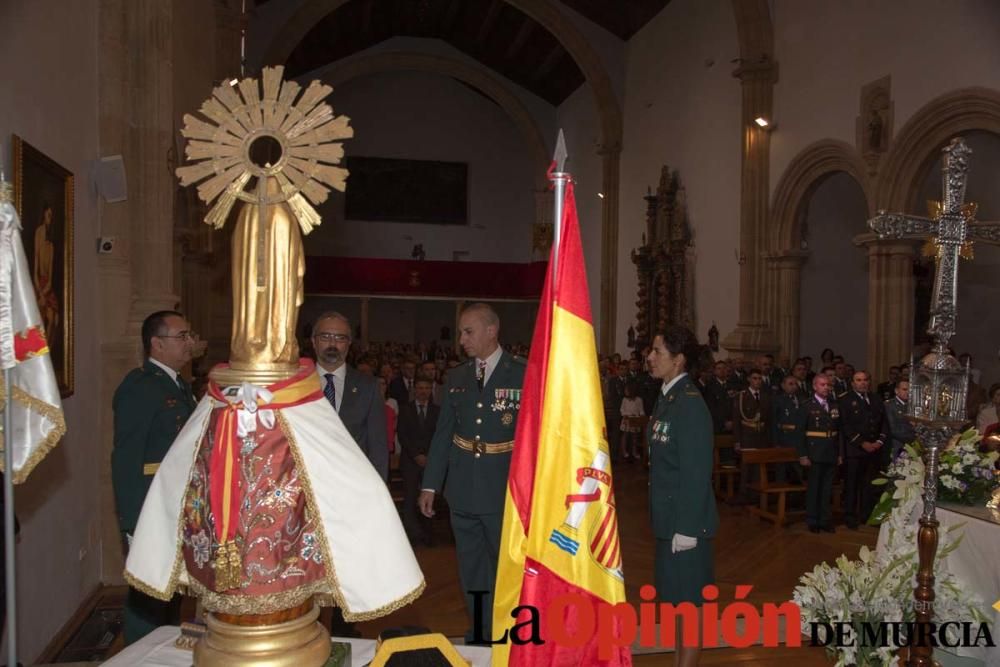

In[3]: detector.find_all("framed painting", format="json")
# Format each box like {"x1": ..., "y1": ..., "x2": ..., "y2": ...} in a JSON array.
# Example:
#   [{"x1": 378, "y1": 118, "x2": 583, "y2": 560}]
[{"x1": 12, "y1": 135, "x2": 74, "y2": 397}]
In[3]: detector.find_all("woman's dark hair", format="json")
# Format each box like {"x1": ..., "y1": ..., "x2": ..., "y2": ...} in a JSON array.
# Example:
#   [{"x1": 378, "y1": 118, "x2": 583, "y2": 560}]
[
  {"x1": 820, "y1": 348, "x2": 835, "y2": 361},
  {"x1": 654, "y1": 325, "x2": 713, "y2": 378}
]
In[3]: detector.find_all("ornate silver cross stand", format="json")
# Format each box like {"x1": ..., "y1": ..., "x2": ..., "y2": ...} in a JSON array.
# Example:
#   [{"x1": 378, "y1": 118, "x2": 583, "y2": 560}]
[{"x1": 869, "y1": 137, "x2": 1000, "y2": 667}]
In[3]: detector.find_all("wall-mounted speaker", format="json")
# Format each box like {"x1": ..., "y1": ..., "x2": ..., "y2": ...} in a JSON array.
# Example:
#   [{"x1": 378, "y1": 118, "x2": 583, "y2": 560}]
[{"x1": 95, "y1": 155, "x2": 128, "y2": 203}]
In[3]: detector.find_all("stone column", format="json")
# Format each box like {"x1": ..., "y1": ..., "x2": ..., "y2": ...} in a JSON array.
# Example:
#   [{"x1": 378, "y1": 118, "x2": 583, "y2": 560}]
[
  {"x1": 721, "y1": 59, "x2": 779, "y2": 359},
  {"x1": 98, "y1": 0, "x2": 178, "y2": 582},
  {"x1": 599, "y1": 145, "x2": 621, "y2": 355},
  {"x1": 763, "y1": 250, "x2": 808, "y2": 365},
  {"x1": 856, "y1": 234, "x2": 917, "y2": 382}
]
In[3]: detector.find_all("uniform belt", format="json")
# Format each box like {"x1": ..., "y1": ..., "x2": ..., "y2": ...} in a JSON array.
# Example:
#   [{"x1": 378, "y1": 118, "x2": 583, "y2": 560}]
[
  {"x1": 740, "y1": 419, "x2": 764, "y2": 431},
  {"x1": 143, "y1": 463, "x2": 160, "y2": 476},
  {"x1": 453, "y1": 435, "x2": 514, "y2": 456},
  {"x1": 779, "y1": 424, "x2": 797, "y2": 432},
  {"x1": 806, "y1": 430, "x2": 838, "y2": 438}
]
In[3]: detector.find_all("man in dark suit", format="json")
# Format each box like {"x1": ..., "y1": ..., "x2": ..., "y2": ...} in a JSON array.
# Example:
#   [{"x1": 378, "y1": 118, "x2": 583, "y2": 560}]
[
  {"x1": 757, "y1": 354, "x2": 784, "y2": 393},
  {"x1": 705, "y1": 361, "x2": 733, "y2": 434},
  {"x1": 312, "y1": 312, "x2": 388, "y2": 480},
  {"x1": 883, "y1": 379, "x2": 915, "y2": 462},
  {"x1": 877, "y1": 366, "x2": 901, "y2": 403},
  {"x1": 791, "y1": 361, "x2": 811, "y2": 400},
  {"x1": 773, "y1": 375, "x2": 805, "y2": 484},
  {"x1": 733, "y1": 368, "x2": 771, "y2": 502},
  {"x1": 419, "y1": 303, "x2": 526, "y2": 644},
  {"x1": 840, "y1": 370, "x2": 887, "y2": 529},
  {"x1": 389, "y1": 359, "x2": 417, "y2": 405},
  {"x1": 112, "y1": 310, "x2": 196, "y2": 644},
  {"x1": 397, "y1": 376, "x2": 440, "y2": 546}
]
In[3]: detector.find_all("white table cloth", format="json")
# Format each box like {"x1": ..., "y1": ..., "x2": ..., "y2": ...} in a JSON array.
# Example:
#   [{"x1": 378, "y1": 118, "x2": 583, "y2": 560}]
[
  {"x1": 101, "y1": 626, "x2": 492, "y2": 666},
  {"x1": 877, "y1": 502, "x2": 1000, "y2": 666}
]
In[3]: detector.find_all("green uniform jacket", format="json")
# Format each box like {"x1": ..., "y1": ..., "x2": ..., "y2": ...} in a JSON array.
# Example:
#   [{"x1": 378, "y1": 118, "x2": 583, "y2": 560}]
[
  {"x1": 111, "y1": 360, "x2": 196, "y2": 534},
  {"x1": 423, "y1": 351, "x2": 526, "y2": 516},
  {"x1": 647, "y1": 374, "x2": 719, "y2": 540},
  {"x1": 797, "y1": 396, "x2": 843, "y2": 463},
  {"x1": 771, "y1": 392, "x2": 804, "y2": 448}
]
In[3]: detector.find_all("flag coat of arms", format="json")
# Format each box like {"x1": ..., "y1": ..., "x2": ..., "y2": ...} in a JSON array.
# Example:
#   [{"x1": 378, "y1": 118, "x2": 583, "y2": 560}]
[
  {"x1": 493, "y1": 179, "x2": 631, "y2": 665},
  {"x1": 0, "y1": 185, "x2": 65, "y2": 483}
]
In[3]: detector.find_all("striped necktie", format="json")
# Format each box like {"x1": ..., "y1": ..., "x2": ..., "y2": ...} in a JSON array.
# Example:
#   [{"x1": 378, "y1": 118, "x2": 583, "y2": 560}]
[{"x1": 324, "y1": 373, "x2": 337, "y2": 410}]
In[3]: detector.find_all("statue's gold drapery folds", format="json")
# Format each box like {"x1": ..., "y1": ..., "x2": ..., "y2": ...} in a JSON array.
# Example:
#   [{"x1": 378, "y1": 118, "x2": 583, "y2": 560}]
[{"x1": 226, "y1": 177, "x2": 304, "y2": 382}]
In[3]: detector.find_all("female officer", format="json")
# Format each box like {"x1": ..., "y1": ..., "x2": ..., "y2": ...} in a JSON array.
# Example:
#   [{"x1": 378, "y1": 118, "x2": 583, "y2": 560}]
[{"x1": 646, "y1": 325, "x2": 718, "y2": 666}]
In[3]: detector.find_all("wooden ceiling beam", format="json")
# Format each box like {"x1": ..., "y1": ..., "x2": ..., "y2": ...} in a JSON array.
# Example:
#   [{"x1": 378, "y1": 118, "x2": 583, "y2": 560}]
[
  {"x1": 504, "y1": 15, "x2": 534, "y2": 60},
  {"x1": 476, "y1": 0, "x2": 504, "y2": 44},
  {"x1": 531, "y1": 42, "x2": 565, "y2": 81}
]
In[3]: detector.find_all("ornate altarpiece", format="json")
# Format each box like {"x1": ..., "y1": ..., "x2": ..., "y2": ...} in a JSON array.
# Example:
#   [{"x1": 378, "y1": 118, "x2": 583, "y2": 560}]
[{"x1": 631, "y1": 166, "x2": 695, "y2": 350}]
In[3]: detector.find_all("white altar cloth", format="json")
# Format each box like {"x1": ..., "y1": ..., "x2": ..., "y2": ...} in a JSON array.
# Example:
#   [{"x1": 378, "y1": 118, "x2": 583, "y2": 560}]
[
  {"x1": 101, "y1": 626, "x2": 492, "y2": 666},
  {"x1": 877, "y1": 503, "x2": 1000, "y2": 666}
]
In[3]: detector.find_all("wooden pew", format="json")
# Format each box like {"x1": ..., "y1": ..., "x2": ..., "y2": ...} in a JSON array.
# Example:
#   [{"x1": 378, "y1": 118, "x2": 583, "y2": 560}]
[
  {"x1": 741, "y1": 447, "x2": 806, "y2": 527},
  {"x1": 712, "y1": 434, "x2": 739, "y2": 501}
]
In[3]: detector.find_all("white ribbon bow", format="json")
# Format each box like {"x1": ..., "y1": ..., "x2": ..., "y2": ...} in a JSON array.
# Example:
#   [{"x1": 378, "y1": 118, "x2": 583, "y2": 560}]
[{"x1": 235, "y1": 382, "x2": 275, "y2": 437}]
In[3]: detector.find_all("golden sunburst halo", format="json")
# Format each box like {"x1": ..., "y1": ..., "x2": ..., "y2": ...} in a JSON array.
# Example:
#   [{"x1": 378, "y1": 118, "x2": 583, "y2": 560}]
[{"x1": 175, "y1": 65, "x2": 353, "y2": 234}]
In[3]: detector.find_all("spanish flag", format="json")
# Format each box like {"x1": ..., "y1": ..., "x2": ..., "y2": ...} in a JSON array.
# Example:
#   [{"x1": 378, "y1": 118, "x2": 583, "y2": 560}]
[{"x1": 493, "y1": 180, "x2": 631, "y2": 665}]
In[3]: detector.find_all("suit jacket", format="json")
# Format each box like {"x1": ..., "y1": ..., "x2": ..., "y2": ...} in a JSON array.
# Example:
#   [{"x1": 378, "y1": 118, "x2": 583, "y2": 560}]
[
  {"x1": 423, "y1": 351, "x2": 526, "y2": 515},
  {"x1": 647, "y1": 375, "x2": 718, "y2": 540},
  {"x1": 732, "y1": 389, "x2": 771, "y2": 448},
  {"x1": 771, "y1": 392, "x2": 804, "y2": 448},
  {"x1": 840, "y1": 391, "x2": 887, "y2": 459},
  {"x1": 397, "y1": 401, "x2": 440, "y2": 468},
  {"x1": 112, "y1": 360, "x2": 196, "y2": 535},
  {"x1": 337, "y1": 366, "x2": 389, "y2": 480},
  {"x1": 883, "y1": 397, "x2": 915, "y2": 460},
  {"x1": 704, "y1": 378, "x2": 733, "y2": 434},
  {"x1": 388, "y1": 376, "x2": 412, "y2": 405}
]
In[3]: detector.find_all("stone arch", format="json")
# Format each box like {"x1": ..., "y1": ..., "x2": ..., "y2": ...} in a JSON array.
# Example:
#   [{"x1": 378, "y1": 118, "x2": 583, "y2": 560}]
[
  {"x1": 315, "y1": 52, "x2": 550, "y2": 190},
  {"x1": 763, "y1": 139, "x2": 872, "y2": 364},
  {"x1": 878, "y1": 87, "x2": 1000, "y2": 210},
  {"x1": 771, "y1": 139, "x2": 873, "y2": 251}
]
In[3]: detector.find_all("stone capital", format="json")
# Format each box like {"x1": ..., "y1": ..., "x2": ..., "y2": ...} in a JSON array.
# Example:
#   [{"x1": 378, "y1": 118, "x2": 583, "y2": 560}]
[
  {"x1": 763, "y1": 248, "x2": 809, "y2": 267},
  {"x1": 721, "y1": 321, "x2": 779, "y2": 358},
  {"x1": 732, "y1": 59, "x2": 779, "y2": 85},
  {"x1": 852, "y1": 232, "x2": 920, "y2": 256}
]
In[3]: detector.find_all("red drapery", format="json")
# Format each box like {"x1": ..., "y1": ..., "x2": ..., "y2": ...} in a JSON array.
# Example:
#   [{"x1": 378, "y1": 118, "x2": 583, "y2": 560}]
[{"x1": 304, "y1": 256, "x2": 547, "y2": 300}]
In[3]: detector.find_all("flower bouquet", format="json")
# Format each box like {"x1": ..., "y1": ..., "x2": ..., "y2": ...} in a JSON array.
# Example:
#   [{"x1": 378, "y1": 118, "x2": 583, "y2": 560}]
[{"x1": 867, "y1": 429, "x2": 998, "y2": 526}]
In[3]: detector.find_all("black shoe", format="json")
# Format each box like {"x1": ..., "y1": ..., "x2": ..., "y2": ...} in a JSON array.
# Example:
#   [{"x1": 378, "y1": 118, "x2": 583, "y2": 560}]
[{"x1": 822, "y1": 525, "x2": 836, "y2": 533}]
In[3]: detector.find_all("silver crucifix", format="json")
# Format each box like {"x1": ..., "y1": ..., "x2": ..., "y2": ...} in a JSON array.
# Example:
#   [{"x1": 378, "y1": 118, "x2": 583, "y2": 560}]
[{"x1": 870, "y1": 137, "x2": 1000, "y2": 347}]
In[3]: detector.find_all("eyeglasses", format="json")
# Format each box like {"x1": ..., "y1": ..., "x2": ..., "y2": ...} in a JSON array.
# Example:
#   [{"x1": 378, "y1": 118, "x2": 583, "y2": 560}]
[
  {"x1": 314, "y1": 333, "x2": 351, "y2": 344},
  {"x1": 158, "y1": 332, "x2": 196, "y2": 342}
]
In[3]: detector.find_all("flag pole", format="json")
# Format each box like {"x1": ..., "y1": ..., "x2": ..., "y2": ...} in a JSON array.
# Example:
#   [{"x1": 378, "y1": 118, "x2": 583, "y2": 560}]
[
  {"x1": 2, "y1": 367, "x2": 14, "y2": 666},
  {"x1": 549, "y1": 130, "x2": 569, "y2": 278}
]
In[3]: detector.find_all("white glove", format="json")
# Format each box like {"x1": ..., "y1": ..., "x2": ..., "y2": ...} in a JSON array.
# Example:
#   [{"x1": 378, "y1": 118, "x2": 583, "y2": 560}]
[
  {"x1": 126, "y1": 532, "x2": 133, "y2": 548},
  {"x1": 671, "y1": 533, "x2": 697, "y2": 553}
]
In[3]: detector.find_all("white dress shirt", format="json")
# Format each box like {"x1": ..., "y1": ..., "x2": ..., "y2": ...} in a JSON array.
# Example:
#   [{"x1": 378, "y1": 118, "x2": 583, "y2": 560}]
[
  {"x1": 478, "y1": 345, "x2": 504, "y2": 386},
  {"x1": 317, "y1": 362, "x2": 347, "y2": 412},
  {"x1": 149, "y1": 357, "x2": 179, "y2": 385}
]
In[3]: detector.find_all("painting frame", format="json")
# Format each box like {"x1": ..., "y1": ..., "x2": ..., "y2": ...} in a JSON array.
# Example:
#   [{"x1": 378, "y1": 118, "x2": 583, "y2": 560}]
[{"x1": 12, "y1": 135, "x2": 74, "y2": 398}]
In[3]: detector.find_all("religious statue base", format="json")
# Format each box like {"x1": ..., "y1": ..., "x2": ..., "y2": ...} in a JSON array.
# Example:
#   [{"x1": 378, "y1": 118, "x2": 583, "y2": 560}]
[
  {"x1": 209, "y1": 362, "x2": 301, "y2": 387},
  {"x1": 193, "y1": 602, "x2": 331, "y2": 667}
]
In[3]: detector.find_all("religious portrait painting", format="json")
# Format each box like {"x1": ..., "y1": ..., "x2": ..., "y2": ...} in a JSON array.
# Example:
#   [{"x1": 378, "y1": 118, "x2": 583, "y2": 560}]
[{"x1": 13, "y1": 135, "x2": 74, "y2": 397}]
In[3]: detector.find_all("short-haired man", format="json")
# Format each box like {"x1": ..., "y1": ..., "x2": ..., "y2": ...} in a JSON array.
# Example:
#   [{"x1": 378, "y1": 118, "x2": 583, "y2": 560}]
[
  {"x1": 312, "y1": 312, "x2": 388, "y2": 480},
  {"x1": 883, "y1": 379, "x2": 916, "y2": 462},
  {"x1": 840, "y1": 371, "x2": 886, "y2": 529},
  {"x1": 397, "y1": 376, "x2": 439, "y2": 546},
  {"x1": 112, "y1": 310, "x2": 197, "y2": 644},
  {"x1": 390, "y1": 359, "x2": 418, "y2": 405},
  {"x1": 418, "y1": 303, "x2": 526, "y2": 643},
  {"x1": 733, "y1": 368, "x2": 771, "y2": 502},
  {"x1": 797, "y1": 374, "x2": 843, "y2": 534},
  {"x1": 877, "y1": 366, "x2": 901, "y2": 403}
]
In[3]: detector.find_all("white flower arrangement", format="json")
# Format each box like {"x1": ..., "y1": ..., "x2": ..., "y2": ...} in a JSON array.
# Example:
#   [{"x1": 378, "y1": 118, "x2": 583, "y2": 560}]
[{"x1": 793, "y1": 431, "x2": 992, "y2": 666}]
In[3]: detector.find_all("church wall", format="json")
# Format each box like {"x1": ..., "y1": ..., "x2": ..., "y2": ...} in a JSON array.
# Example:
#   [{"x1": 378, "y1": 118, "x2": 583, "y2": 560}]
[
  {"x1": 302, "y1": 70, "x2": 537, "y2": 264},
  {"x1": 916, "y1": 130, "x2": 1000, "y2": 390},
  {"x1": 616, "y1": 0, "x2": 742, "y2": 354},
  {"x1": 771, "y1": 0, "x2": 1000, "y2": 196},
  {"x1": 558, "y1": 82, "x2": 607, "y2": 343},
  {"x1": 798, "y1": 172, "x2": 870, "y2": 369},
  {"x1": 0, "y1": 0, "x2": 101, "y2": 660}
]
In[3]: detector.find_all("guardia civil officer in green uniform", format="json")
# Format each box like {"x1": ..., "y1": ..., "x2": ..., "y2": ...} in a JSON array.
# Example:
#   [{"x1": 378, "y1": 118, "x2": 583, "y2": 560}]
[
  {"x1": 646, "y1": 326, "x2": 718, "y2": 667},
  {"x1": 112, "y1": 310, "x2": 196, "y2": 644},
  {"x1": 797, "y1": 373, "x2": 843, "y2": 533},
  {"x1": 419, "y1": 303, "x2": 525, "y2": 644}
]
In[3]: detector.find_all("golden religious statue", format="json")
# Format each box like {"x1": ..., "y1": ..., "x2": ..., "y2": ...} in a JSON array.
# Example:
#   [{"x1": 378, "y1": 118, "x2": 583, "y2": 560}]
[
  {"x1": 125, "y1": 67, "x2": 425, "y2": 667},
  {"x1": 175, "y1": 66, "x2": 351, "y2": 384}
]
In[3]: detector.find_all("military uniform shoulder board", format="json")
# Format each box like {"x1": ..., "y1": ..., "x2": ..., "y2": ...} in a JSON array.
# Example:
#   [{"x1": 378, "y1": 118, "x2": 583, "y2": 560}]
[{"x1": 684, "y1": 385, "x2": 701, "y2": 397}]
